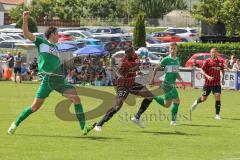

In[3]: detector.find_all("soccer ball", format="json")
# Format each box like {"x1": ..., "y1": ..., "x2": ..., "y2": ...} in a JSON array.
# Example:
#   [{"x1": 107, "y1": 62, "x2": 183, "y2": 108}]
[{"x1": 137, "y1": 47, "x2": 149, "y2": 57}]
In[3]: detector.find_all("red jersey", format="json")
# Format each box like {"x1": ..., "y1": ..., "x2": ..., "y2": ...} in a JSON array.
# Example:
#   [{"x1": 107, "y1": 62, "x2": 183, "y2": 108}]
[
  {"x1": 116, "y1": 53, "x2": 140, "y2": 87},
  {"x1": 202, "y1": 57, "x2": 224, "y2": 86}
]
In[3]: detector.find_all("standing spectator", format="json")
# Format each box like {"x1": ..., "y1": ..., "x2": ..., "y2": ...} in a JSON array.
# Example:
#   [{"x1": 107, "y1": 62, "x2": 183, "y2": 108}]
[
  {"x1": 229, "y1": 54, "x2": 237, "y2": 69},
  {"x1": 29, "y1": 57, "x2": 38, "y2": 80},
  {"x1": 14, "y1": 52, "x2": 23, "y2": 83},
  {"x1": 232, "y1": 59, "x2": 240, "y2": 71},
  {"x1": 6, "y1": 52, "x2": 14, "y2": 69}
]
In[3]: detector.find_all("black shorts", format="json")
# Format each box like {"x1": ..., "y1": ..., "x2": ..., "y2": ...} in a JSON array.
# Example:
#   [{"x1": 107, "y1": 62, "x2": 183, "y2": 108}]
[
  {"x1": 116, "y1": 83, "x2": 144, "y2": 99},
  {"x1": 202, "y1": 85, "x2": 221, "y2": 97},
  {"x1": 14, "y1": 67, "x2": 21, "y2": 74}
]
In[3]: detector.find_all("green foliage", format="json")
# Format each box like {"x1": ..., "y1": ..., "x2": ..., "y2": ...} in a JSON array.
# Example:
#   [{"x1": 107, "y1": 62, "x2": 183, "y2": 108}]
[
  {"x1": 133, "y1": 14, "x2": 146, "y2": 49},
  {"x1": 192, "y1": 0, "x2": 240, "y2": 37},
  {"x1": 221, "y1": 0, "x2": 240, "y2": 37},
  {"x1": 178, "y1": 42, "x2": 240, "y2": 66},
  {"x1": 128, "y1": 0, "x2": 187, "y2": 18},
  {"x1": 9, "y1": 4, "x2": 26, "y2": 21},
  {"x1": 86, "y1": 0, "x2": 126, "y2": 18},
  {"x1": 15, "y1": 17, "x2": 38, "y2": 33}
]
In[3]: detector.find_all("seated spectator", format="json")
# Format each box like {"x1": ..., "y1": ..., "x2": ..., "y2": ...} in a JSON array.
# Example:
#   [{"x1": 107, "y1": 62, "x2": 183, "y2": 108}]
[
  {"x1": 21, "y1": 64, "x2": 31, "y2": 81},
  {"x1": 232, "y1": 59, "x2": 240, "y2": 71},
  {"x1": 66, "y1": 69, "x2": 75, "y2": 84},
  {"x1": 29, "y1": 57, "x2": 38, "y2": 80},
  {"x1": 224, "y1": 59, "x2": 231, "y2": 70}
]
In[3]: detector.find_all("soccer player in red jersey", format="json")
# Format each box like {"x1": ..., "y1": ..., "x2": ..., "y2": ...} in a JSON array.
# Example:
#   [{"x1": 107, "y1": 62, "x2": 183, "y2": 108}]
[
  {"x1": 191, "y1": 48, "x2": 225, "y2": 120},
  {"x1": 94, "y1": 47, "x2": 154, "y2": 131}
]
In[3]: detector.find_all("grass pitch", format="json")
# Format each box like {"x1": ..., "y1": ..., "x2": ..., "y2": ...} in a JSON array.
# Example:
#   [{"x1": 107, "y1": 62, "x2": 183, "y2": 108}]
[{"x1": 0, "y1": 82, "x2": 240, "y2": 160}]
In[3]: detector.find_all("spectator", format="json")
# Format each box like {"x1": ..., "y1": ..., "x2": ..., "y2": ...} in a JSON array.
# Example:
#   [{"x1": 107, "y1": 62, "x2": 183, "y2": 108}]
[
  {"x1": 66, "y1": 69, "x2": 75, "y2": 84},
  {"x1": 224, "y1": 59, "x2": 231, "y2": 70},
  {"x1": 6, "y1": 52, "x2": 14, "y2": 70},
  {"x1": 21, "y1": 64, "x2": 31, "y2": 81},
  {"x1": 14, "y1": 52, "x2": 23, "y2": 83},
  {"x1": 29, "y1": 57, "x2": 38, "y2": 80},
  {"x1": 191, "y1": 59, "x2": 200, "y2": 69},
  {"x1": 232, "y1": 59, "x2": 240, "y2": 71},
  {"x1": 229, "y1": 54, "x2": 237, "y2": 69}
]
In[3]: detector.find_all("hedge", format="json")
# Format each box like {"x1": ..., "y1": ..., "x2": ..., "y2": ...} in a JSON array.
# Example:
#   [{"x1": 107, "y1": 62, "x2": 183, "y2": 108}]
[{"x1": 178, "y1": 42, "x2": 240, "y2": 66}]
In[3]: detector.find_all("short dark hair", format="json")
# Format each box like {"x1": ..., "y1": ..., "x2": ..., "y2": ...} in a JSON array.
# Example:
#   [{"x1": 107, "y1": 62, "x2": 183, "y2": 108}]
[
  {"x1": 125, "y1": 47, "x2": 134, "y2": 54},
  {"x1": 45, "y1": 27, "x2": 57, "y2": 39}
]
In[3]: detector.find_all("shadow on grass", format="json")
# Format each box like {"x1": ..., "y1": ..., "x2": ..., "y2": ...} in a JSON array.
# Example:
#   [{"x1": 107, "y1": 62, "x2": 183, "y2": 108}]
[
  {"x1": 181, "y1": 124, "x2": 222, "y2": 128},
  {"x1": 15, "y1": 133, "x2": 122, "y2": 141},
  {"x1": 135, "y1": 130, "x2": 200, "y2": 136},
  {"x1": 221, "y1": 118, "x2": 240, "y2": 121}
]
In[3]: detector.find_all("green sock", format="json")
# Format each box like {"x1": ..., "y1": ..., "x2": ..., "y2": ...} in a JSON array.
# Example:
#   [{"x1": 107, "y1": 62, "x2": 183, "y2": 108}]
[
  {"x1": 74, "y1": 103, "x2": 86, "y2": 130},
  {"x1": 15, "y1": 107, "x2": 33, "y2": 126},
  {"x1": 170, "y1": 103, "x2": 179, "y2": 121},
  {"x1": 154, "y1": 96, "x2": 165, "y2": 106}
]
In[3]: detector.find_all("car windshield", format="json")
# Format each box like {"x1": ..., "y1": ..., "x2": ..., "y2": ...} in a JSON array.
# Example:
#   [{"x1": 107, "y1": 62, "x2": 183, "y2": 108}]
[
  {"x1": 190, "y1": 29, "x2": 197, "y2": 33},
  {"x1": 147, "y1": 47, "x2": 168, "y2": 53},
  {"x1": 148, "y1": 53, "x2": 160, "y2": 60},
  {"x1": 112, "y1": 28, "x2": 122, "y2": 34},
  {"x1": 81, "y1": 31, "x2": 92, "y2": 37},
  {"x1": 146, "y1": 38, "x2": 162, "y2": 44}
]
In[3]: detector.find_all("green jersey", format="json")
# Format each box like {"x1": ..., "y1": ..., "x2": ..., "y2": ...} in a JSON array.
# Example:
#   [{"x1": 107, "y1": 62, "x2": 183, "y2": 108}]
[
  {"x1": 160, "y1": 55, "x2": 180, "y2": 84},
  {"x1": 33, "y1": 36, "x2": 62, "y2": 75}
]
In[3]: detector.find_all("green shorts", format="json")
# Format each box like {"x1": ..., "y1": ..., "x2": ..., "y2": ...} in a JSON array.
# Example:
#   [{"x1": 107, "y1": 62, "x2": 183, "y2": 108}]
[
  {"x1": 36, "y1": 75, "x2": 74, "y2": 99},
  {"x1": 164, "y1": 87, "x2": 179, "y2": 100}
]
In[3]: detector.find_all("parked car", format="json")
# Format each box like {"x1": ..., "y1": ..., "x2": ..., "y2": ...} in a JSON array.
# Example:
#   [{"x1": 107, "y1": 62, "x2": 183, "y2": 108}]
[
  {"x1": 152, "y1": 32, "x2": 182, "y2": 42},
  {"x1": 0, "y1": 33, "x2": 14, "y2": 41},
  {"x1": 0, "y1": 40, "x2": 30, "y2": 49},
  {"x1": 165, "y1": 27, "x2": 199, "y2": 42},
  {"x1": 58, "y1": 27, "x2": 90, "y2": 32},
  {"x1": 185, "y1": 53, "x2": 230, "y2": 68},
  {"x1": 57, "y1": 41, "x2": 85, "y2": 49},
  {"x1": 6, "y1": 33, "x2": 25, "y2": 40},
  {"x1": 147, "y1": 46, "x2": 169, "y2": 57},
  {"x1": 77, "y1": 38, "x2": 103, "y2": 46},
  {"x1": 58, "y1": 32, "x2": 74, "y2": 42},
  {"x1": 33, "y1": 33, "x2": 45, "y2": 39},
  {"x1": 91, "y1": 27, "x2": 125, "y2": 35},
  {"x1": 112, "y1": 50, "x2": 160, "y2": 66},
  {"x1": 63, "y1": 30, "x2": 93, "y2": 39}
]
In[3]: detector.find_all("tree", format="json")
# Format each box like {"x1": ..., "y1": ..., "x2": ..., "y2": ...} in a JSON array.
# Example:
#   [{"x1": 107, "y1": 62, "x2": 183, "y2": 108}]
[
  {"x1": 133, "y1": 14, "x2": 146, "y2": 49},
  {"x1": 9, "y1": 4, "x2": 26, "y2": 21},
  {"x1": 221, "y1": 0, "x2": 240, "y2": 36},
  {"x1": 86, "y1": 0, "x2": 126, "y2": 18},
  {"x1": 128, "y1": 0, "x2": 187, "y2": 18},
  {"x1": 15, "y1": 16, "x2": 38, "y2": 33},
  {"x1": 192, "y1": 0, "x2": 240, "y2": 37}
]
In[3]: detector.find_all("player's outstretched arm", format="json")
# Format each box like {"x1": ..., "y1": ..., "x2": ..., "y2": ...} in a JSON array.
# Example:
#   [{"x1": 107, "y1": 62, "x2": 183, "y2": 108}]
[
  {"x1": 150, "y1": 64, "x2": 161, "y2": 84},
  {"x1": 22, "y1": 11, "x2": 35, "y2": 42}
]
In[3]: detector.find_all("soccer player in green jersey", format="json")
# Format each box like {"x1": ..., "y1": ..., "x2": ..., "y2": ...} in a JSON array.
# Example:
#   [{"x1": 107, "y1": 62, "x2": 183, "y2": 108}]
[
  {"x1": 150, "y1": 42, "x2": 185, "y2": 125},
  {"x1": 8, "y1": 11, "x2": 94, "y2": 135}
]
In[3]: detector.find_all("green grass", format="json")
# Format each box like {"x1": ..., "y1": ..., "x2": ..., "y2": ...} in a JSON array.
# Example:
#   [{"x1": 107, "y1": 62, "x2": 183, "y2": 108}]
[{"x1": 0, "y1": 81, "x2": 240, "y2": 160}]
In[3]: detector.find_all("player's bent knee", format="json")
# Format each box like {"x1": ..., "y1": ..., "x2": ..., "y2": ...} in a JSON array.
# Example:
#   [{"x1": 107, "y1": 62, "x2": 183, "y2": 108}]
[{"x1": 72, "y1": 95, "x2": 81, "y2": 104}]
